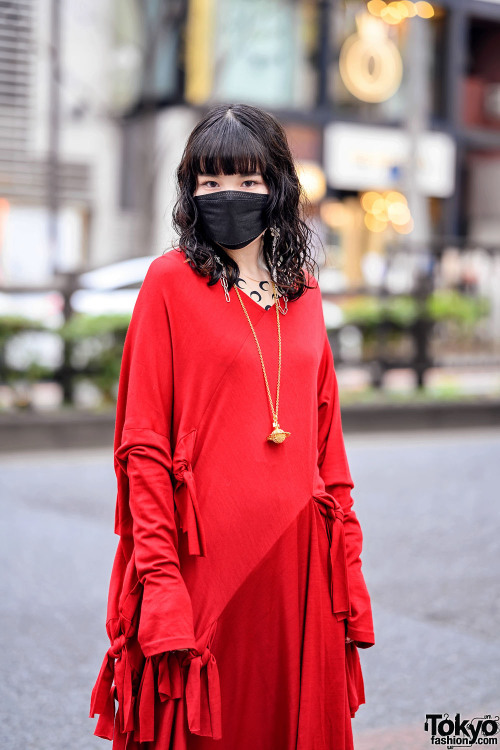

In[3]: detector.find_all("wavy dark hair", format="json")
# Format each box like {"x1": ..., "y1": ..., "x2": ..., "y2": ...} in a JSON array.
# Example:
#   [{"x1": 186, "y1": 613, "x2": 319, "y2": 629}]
[{"x1": 170, "y1": 103, "x2": 322, "y2": 301}]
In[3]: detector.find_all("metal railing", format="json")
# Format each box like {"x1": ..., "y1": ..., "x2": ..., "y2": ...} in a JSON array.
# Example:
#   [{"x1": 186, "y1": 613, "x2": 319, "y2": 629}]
[{"x1": 1, "y1": 241, "x2": 499, "y2": 405}]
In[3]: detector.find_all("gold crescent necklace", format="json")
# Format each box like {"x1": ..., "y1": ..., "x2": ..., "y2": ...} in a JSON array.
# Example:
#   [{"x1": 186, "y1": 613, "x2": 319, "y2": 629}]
[{"x1": 234, "y1": 278, "x2": 291, "y2": 444}]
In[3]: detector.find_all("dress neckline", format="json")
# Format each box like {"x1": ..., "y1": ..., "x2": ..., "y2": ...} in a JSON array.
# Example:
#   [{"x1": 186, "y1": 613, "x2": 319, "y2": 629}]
[
  {"x1": 174, "y1": 248, "x2": 279, "y2": 314},
  {"x1": 234, "y1": 276, "x2": 277, "y2": 314},
  {"x1": 236, "y1": 287, "x2": 276, "y2": 314}
]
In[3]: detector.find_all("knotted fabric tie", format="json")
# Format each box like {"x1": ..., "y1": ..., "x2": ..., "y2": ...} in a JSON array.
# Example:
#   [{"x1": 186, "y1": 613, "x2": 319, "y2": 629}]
[
  {"x1": 89, "y1": 633, "x2": 134, "y2": 740},
  {"x1": 345, "y1": 640, "x2": 366, "y2": 717},
  {"x1": 312, "y1": 491, "x2": 351, "y2": 621},
  {"x1": 172, "y1": 430, "x2": 207, "y2": 557},
  {"x1": 132, "y1": 636, "x2": 222, "y2": 743},
  {"x1": 182, "y1": 619, "x2": 222, "y2": 739},
  {"x1": 91, "y1": 627, "x2": 222, "y2": 744}
]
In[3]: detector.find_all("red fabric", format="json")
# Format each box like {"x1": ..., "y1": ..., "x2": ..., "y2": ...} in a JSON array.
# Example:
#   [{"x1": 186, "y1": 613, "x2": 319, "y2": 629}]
[{"x1": 89, "y1": 248, "x2": 375, "y2": 748}]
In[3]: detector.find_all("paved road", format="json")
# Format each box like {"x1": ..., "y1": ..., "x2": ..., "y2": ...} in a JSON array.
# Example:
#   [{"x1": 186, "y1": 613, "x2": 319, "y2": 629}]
[{"x1": 0, "y1": 426, "x2": 499, "y2": 750}]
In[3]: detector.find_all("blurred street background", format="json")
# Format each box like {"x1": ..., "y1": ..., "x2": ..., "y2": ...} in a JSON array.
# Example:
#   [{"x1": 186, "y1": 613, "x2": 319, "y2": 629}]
[{"x1": 0, "y1": 0, "x2": 499, "y2": 748}]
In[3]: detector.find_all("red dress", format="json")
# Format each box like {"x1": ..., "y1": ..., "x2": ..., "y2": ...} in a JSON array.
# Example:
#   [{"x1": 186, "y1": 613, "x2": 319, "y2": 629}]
[{"x1": 89, "y1": 248, "x2": 375, "y2": 749}]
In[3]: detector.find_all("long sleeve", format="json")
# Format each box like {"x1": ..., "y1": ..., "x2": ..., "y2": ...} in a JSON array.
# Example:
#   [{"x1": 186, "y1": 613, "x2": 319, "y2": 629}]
[
  {"x1": 113, "y1": 258, "x2": 197, "y2": 657},
  {"x1": 90, "y1": 259, "x2": 222, "y2": 744},
  {"x1": 317, "y1": 327, "x2": 375, "y2": 649}
]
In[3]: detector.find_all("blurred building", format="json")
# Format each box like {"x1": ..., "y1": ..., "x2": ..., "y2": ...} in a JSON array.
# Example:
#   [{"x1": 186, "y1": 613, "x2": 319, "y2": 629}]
[
  {"x1": 1, "y1": 0, "x2": 500, "y2": 292},
  {"x1": 0, "y1": 0, "x2": 134, "y2": 285}
]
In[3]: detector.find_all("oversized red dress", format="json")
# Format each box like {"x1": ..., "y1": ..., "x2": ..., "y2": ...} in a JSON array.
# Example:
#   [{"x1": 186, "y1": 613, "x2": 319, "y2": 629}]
[{"x1": 89, "y1": 247, "x2": 375, "y2": 749}]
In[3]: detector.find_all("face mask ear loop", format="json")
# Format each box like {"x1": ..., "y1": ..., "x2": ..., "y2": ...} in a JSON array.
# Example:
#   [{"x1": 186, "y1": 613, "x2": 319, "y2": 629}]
[
  {"x1": 270, "y1": 225, "x2": 288, "y2": 315},
  {"x1": 214, "y1": 254, "x2": 231, "y2": 302}
]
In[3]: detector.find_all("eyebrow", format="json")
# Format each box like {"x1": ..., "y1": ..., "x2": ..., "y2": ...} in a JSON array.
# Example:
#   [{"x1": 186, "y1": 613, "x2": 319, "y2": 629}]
[{"x1": 200, "y1": 172, "x2": 261, "y2": 177}]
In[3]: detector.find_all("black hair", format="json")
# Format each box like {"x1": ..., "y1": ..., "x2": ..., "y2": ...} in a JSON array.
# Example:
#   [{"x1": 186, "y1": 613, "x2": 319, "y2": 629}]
[{"x1": 170, "y1": 103, "x2": 322, "y2": 300}]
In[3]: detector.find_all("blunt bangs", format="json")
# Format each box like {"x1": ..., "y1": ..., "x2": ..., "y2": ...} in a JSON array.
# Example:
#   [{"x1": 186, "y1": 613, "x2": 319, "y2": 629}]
[{"x1": 189, "y1": 116, "x2": 268, "y2": 178}]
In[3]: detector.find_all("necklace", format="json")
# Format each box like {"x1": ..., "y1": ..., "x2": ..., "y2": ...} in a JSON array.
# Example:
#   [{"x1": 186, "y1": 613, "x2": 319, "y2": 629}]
[
  {"x1": 236, "y1": 276, "x2": 275, "y2": 309},
  {"x1": 234, "y1": 278, "x2": 291, "y2": 444},
  {"x1": 239, "y1": 271, "x2": 269, "y2": 284}
]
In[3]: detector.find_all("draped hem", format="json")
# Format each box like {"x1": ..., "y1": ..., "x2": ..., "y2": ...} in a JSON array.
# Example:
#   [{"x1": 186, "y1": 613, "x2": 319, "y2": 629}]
[{"x1": 90, "y1": 492, "x2": 366, "y2": 745}]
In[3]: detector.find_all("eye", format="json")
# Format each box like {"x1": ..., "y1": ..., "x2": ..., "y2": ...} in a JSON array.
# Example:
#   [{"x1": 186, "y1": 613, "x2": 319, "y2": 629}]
[
  {"x1": 201, "y1": 180, "x2": 218, "y2": 188},
  {"x1": 242, "y1": 180, "x2": 258, "y2": 187}
]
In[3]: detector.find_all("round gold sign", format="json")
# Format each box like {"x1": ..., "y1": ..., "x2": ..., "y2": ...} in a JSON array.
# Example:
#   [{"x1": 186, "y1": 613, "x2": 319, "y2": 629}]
[{"x1": 339, "y1": 14, "x2": 403, "y2": 103}]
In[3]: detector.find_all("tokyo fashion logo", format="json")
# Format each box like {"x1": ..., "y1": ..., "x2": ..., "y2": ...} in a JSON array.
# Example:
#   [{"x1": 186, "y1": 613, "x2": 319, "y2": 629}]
[{"x1": 425, "y1": 713, "x2": 499, "y2": 747}]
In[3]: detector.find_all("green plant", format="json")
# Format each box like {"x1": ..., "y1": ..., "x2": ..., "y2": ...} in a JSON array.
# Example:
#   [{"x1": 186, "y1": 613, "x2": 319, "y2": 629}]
[
  {"x1": 0, "y1": 316, "x2": 49, "y2": 392},
  {"x1": 60, "y1": 313, "x2": 131, "y2": 403},
  {"x1": 339, "y1": 295, "x2": 421, "y2": 328},
  {"x1": 60, "y1": 313, "x2": 131, "y2": 341},
  {"x1": 425, "y1": 289, "x2": 490, "y2": 329},
  {"x1": 339, "y1": 296, "x2": 383, "y2": 327},
  {"x1": 0, "y1": 314, "x2": 46, "y2": 347},
  {"x1": 382, "y1": 296, "x2": 420, "y2": 326}
]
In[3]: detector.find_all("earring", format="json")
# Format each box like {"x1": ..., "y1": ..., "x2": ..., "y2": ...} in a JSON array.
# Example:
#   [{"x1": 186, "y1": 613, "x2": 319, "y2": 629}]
[
  {"x1": 269, "y1": 225, "x2": 288, "y2": 315},
  {"x1": 214, "y1": 253, "x2": 230, "y2": 302},
  {"x1": 269, "y1": 225, "x2": 280, "y2": 268}
]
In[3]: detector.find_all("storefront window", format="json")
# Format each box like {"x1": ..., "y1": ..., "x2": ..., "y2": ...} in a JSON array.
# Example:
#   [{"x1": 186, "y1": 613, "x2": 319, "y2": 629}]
[
  {"x1": 464, "y1": 17, "x2": 500, "y2": 131},
  {"x1": 328, "y1": 0, "x2": 447, "y2": 123},
  {"x1": 184, "y1": 0, "x2": 320, "y2": 108},
  {"x1": 111, "y1": 0, "x2": 184, "y2": 111}
]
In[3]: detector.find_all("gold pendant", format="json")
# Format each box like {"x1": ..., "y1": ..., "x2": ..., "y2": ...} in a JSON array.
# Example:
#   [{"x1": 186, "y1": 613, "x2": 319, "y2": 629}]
[{"x1": 267, "y1": 424, "x2": 291, "y2": 444}]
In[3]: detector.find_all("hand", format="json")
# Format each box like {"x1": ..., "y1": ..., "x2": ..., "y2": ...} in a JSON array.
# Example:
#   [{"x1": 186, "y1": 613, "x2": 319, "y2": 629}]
[{"x1": 345, "y1": 636, "x2": 353, "y2": 644}]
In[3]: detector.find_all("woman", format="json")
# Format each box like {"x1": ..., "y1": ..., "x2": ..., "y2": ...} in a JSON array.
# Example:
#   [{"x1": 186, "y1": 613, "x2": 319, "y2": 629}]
[{"x1": 89, "y1": 103, "x2": 375, "y2": 750}]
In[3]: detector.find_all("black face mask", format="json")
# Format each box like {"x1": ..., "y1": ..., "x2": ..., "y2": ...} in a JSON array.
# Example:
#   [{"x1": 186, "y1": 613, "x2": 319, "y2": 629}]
[{"x1": 193, "y1": 190, "x2": 270, "y2": 250}]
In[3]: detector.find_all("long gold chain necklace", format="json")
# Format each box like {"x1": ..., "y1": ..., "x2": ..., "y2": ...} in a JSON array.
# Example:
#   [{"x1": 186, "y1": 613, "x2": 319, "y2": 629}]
[{"x1": 234, "y1": 278, "x2": 291, "y2": 444}]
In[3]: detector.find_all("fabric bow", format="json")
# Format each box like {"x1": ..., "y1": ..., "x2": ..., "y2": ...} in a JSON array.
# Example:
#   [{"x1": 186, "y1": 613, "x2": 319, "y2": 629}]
[
  {"x1": 184, "y1": 639, "x2": 222, "y2": 739},
  {"x1": 312, "y1": 490, "x2": 351, "y2": 621},
  {"x1": 172, "y1": 430, "x2": 207, "y2": 557},
  {"x1": 89, "y1": 632, "x2": 134, "y2": 740},
  {"x1": 345, "y1": 640, "x2": 366, "y2": 717},
  {"x1": 133, "y1": 621, "x2": 222, "y2": 743}
]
